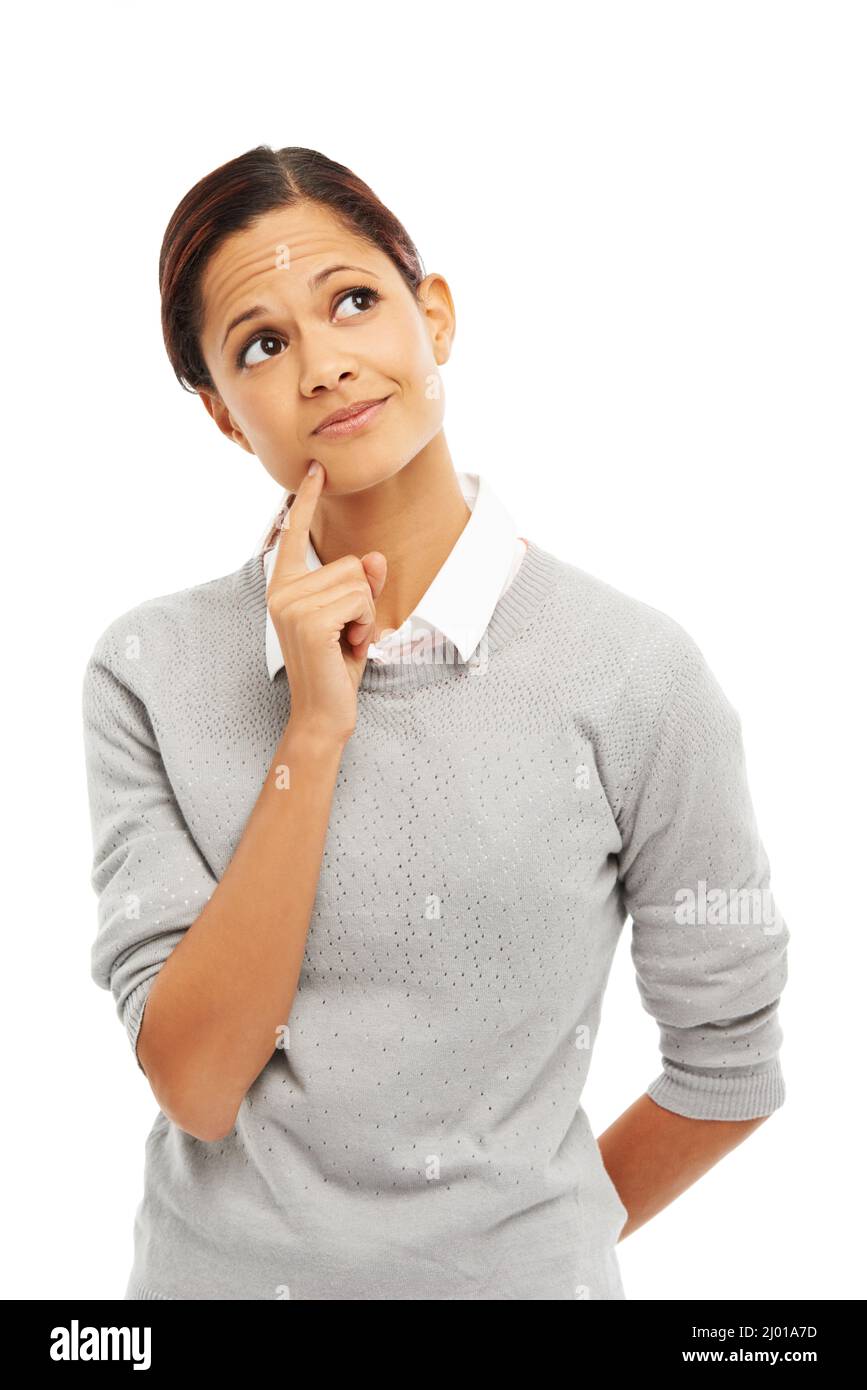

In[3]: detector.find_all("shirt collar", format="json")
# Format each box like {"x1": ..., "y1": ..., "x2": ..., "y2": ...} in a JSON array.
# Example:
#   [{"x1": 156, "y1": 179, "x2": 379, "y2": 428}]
[{"x1": 259, "y1": 471, "x2": 519, "y2": 681}]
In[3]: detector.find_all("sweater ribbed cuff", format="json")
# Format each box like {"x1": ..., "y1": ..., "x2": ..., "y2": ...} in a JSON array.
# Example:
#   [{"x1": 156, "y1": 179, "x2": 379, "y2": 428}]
[
  {"x1": 122, "y1": 980, "x2": 152, "y2": 1077},
  {"x1": 646, "y1": 1057, "x2": 786, "y2": 1121},
  {"x1": 126, "y1": 1281, "x2": 173, "y2": 1300}
]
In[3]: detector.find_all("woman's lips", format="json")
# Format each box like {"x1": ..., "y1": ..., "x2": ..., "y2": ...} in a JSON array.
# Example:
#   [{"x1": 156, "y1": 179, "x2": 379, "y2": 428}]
[{"x1": 314, "y1": 396, "x2": 391, "y2": 438}]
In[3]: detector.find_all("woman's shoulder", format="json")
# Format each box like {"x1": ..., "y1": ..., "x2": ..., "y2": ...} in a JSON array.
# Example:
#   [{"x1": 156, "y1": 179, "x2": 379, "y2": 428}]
[
  {"x1": 538, "y1": 548, "x2": 745, "y2": 816},
  {"x1": 537, "y1": 544, "x2": 701, "y2": 675},
  {"x1": 82, "y1": 553, "x2": 262, "y2": 688}
]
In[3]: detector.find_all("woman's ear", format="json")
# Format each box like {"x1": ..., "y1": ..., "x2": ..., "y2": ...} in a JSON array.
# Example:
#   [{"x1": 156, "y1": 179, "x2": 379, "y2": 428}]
[{"x1": 197, "y1": 388, "x2": 254, "y2": 453}]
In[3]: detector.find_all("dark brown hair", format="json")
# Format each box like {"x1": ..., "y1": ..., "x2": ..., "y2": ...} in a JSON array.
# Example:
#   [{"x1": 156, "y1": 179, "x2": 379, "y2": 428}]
[{"x1": 159, "y1": 145, "x2": 427, "y2": 394}]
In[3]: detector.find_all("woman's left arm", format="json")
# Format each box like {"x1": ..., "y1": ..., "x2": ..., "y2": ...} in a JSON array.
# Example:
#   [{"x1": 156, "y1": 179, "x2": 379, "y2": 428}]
[
  {"x1": 598, "y1": 1095, "x2": 769, "y2": 1240},
  {"x1": 603, "y1": 624, "x2": 791, "y2": 1233}
]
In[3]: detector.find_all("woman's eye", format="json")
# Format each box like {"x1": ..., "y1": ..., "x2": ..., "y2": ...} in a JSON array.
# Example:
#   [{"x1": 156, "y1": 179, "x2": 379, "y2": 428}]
[
  {"x1": 239, "y1": 334, "x2": 286, "y2": 369},
  {"x1": 237, "y1": 287, "x2": 380, "y2": 369},
  {"x1": 334, "y1": 285, "x2": 381, "y2": 320}
]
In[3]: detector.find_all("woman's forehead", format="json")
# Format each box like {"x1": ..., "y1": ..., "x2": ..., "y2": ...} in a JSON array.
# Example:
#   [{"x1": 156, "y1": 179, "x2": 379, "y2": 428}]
[{"x1": 200, "y1": 208, "x2": 387, "y2": 339}]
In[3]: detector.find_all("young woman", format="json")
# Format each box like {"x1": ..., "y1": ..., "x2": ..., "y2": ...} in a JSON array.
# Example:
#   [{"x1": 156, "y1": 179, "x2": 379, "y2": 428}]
[{"x1": 82, "y1": 144, "x2": 790, "y2": 1301}]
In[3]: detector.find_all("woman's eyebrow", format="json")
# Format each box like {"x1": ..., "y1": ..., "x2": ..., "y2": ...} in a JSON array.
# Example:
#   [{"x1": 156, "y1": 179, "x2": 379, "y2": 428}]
[
  {"x1": 220, "y1": 264, "x2": 377, "y2": 354},
  {"x1": 221, "y1": 305, "x2": 269, "y2": 354}
]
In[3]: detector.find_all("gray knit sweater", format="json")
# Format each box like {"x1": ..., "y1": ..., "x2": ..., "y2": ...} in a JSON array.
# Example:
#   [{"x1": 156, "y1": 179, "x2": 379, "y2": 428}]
[{"x1": 81, "y1": 539, "x2": 789, "y2": 1300}]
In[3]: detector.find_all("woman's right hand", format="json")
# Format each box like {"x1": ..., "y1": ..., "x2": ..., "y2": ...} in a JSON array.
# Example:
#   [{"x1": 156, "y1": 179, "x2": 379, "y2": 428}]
[{"x1": 266, "y1": 462, "x2": 387, "y2": 743}]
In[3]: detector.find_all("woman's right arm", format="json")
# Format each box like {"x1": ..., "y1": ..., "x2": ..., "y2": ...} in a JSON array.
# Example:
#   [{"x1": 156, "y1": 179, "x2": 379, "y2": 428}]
[
  {"x1": 136, "y1": 461, "x2": 387, "y2": 1142},
  {"x1": 137, "y1": 715, "x2": 347, "y2": 1142}
]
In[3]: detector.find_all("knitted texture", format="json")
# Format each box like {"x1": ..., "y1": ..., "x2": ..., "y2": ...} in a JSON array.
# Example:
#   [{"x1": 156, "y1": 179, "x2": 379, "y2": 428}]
[{"x1": 81, "y1": 539, "x2": 789, "y2": 1300}]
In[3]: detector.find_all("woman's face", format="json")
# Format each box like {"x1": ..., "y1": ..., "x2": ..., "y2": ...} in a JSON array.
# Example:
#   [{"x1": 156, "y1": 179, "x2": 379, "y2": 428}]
[{"x1": 197, "y1": 202, "x2": 454, "y2": 496}]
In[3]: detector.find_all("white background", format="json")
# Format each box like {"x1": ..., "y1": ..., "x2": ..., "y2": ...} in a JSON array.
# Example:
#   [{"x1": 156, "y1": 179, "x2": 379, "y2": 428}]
[{"x1": 2, "y1": 0, "x2": 864, "y2": 1301}]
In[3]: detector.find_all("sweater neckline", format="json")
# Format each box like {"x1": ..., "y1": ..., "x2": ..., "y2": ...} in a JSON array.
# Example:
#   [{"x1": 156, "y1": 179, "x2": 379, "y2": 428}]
[{"x1": 237, "y1": 537, "x2": 564, "y2": 692}]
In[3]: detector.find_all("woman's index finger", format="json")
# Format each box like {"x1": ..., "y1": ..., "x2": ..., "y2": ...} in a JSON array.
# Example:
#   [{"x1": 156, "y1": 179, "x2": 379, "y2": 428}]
[{"x1": 268, "y1": 462, "x2": 325, "y2": 590}]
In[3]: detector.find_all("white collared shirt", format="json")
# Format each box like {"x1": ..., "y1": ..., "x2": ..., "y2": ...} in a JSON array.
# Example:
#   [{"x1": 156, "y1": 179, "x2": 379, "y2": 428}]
[{"x1": 258, "y1": 472, "x2": 527, "y2": 680}]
